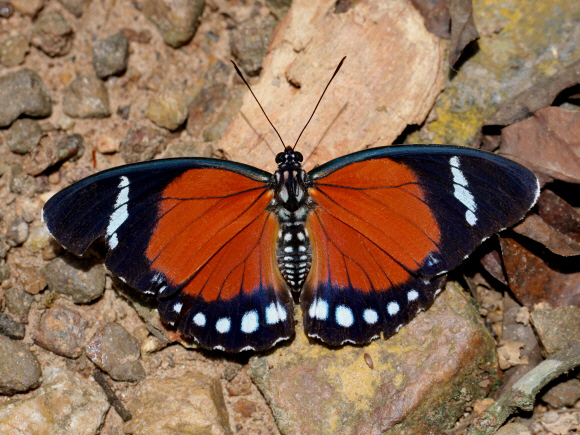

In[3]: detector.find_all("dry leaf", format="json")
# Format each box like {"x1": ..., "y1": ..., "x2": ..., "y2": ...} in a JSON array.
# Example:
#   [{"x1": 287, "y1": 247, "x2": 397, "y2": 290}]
[
  {"x1": 410, "y1": 0, "x2": 450, "y2": 39},
  {"x1": 480, "y1": 249, "x2": 507, "y2": 285},
  {"x1": 537, "y1": 189, "x2": 580, "y2": 244},
  {"x1": 513, "y1": 215, "x2": 580, "y2": 257},
  {"x1": 497, "y1": 341, "x2": 528, "y2": 370},
  {"x1": 515, "y1": 307, "x2": 530, "y2": 326},
  {"x1": 447, "y1": 0, "x2": 479, "y2": 66}
]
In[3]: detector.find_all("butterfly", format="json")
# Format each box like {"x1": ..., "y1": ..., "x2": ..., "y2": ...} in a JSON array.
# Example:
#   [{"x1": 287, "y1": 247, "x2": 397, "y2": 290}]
[{"x1": 42, "y1": 59, "x2": 540, "y2": 352}]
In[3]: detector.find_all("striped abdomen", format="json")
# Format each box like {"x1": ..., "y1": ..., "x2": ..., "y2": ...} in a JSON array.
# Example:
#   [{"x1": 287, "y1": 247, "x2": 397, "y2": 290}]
[{"x1": 276, "y1": 222, "x2": 312, "y2": 291}]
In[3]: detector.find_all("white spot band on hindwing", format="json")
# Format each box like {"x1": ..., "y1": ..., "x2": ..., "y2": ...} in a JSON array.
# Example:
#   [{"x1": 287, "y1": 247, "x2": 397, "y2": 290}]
[
  {"x1": 106, "y1": 176, "x2": 130, "y2": 249},
  {"x1": 450, "y1": 157, "x2": 478, "y2": 226}
]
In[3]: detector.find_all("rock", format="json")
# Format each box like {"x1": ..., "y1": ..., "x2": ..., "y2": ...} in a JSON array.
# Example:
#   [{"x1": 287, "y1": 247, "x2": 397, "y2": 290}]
[
  {"x1": 0, "y1": 34, "x2": 29, "y2": 67},
  {"x1": 249, "y1": 283, "x2": 499, "y2": 434},
  {"x1": 34, "y1": 306, "x2": 87, "y2": 358},
  {"x1": 232, "y1": 398, "x2": 257, "y2": 418},
  {"x1": 55, "y1": 133, "x2": 85, "y2": 162},
  {"x1": 120, "y1": 124, "x2": 167, "y2": 163},
  {"x1": 43, "y1": 256, "x2": 106, "y2": 303},
  {"x1": 124, "y1": 372, "x2": 231, "y2": 434},
  {"x1": 5, "y1": 118, "x2": 43, "y2": 154},
  {"x1": 530, "y1": 305, "x2": 580, "y2": 356},
  {"x1": 58, "y1": 0, "x2": 89, "y2": 17},
  {"x1": 0, "y1": 335, "x2": 41, "y2": 395},
  {"x1": 187, "y1": 84, "x2": 228, "y2": 137},
  {"x1": 31, "y1": 11, "x2": 74, "y2": 57},
  {"x1": 0, "y1": 234, "x2": 8, "y2": 259},
  {"x1": 542, "y1": 378, "x2": 580, "y2": 408},
  {"x1": 6, "y1": 217, "x2": 29, "y2": 245},
  {"x1": 230, "y1": 15, "x2": 277, "y2": 76},
  {"x1": 133, "y1": 0, "x2": 205, "y2": 48},
  {"x1": 63, "y1": 75, "x2": 111, "y2": 118},
  {"x1": 0, "y1": 1, "x2": 14, "y2": 17},
  {"x1": 145, "y1": 89, "x2": 188, "y2": 130},
  {"x1": 95, "y1": 134, "x2": 119, "y2": 153},
  {"x1": 0, "y1": 260, "x2": 9, "y2": 283},
  {"x1": 495, "y1": 422, "x2": 532, "y2": 435},
  {"x1": 4, "y1": 287, "x2": 34, "y2": 318},
  {"x1": 92, "y1": 32, "x2": 129, "y2": 79},
  {"x1": 23, "y1": 223, "x2": 52, "y2": 253},
  {"x1": 266, "y1": 0, "x2": 291, "y2": 19},
  {"x1": 116, "y1": 104, "x2": 131, "y2": 119},
  {"x1": 0, "y1": 313, "x2": 26, "y2": 339},
  {"x1": 11, "y1": 0, "x2": 43, "y2": 16},
  {"x1": 9, "y1": 164, "x2": 40, "y2": 195},
  {"x1": 86, "y1": 322, "x2": 146, "y2": 382},
  {"x1": 202, "y1": 91, "x2": 244, "y2": 142},
  {"x1": 15, "y1": 263, "x2": 47, "y2": 294},
  {"x1": 0, "y1": 367, "x2": 109, "y2": 432},
  {"x1": 0, "y1": 69, "x2": 52, "y2": 128}
]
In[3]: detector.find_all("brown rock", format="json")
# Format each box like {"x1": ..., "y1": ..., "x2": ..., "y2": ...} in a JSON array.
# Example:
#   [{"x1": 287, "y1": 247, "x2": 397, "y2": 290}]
[
  {"x1": 0, "y1": 34, "x2": 30, "y2": 67},
  {"x1": 230, "y1": 15, "x2": 278, "y2": 76},
  {"x1": 125, "y1": 372, "x2": 232, "y2": 434},
  {"x1": 542, "y1": 378, "x2": 580, "y2": 408},
  {"x1": 530, "y1": 305, "x2": 580, "y2": 356},
  {"x1": 249, "y1": 283, "x2": 498, "y2": 434},
  {"x1": 34, "y1": 306, "x2": 87, "y2": 358},
  {"x1": 42, "y1": 256, "x2": 105, "y2": 303},
  {"x1": 0, "y1": 335, "x2": 41, "y2": 395},
  {"x1": 120, "y1": 124, "x2": 167, "y2": 163},
  {"x1": 31, "y1": 11, "x2": 74, "y2": 57},
  {"x1": 11, "y1": 0, "x2": 43, "y2": 16},
  {"x1": 145, "y1": 89, "x2": 188, "y2": 130},
  {"x1": 0, "y1": 69, "x2": 52, "y2": 128},
  {"x1": 63, "y1": 75, "x2": 111, "y2": 118}
]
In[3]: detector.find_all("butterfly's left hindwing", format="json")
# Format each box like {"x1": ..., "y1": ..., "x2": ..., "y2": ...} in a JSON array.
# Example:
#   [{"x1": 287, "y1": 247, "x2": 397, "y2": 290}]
[
  {"x1": 303, "y1": 145, "x2": 539, "y2": 346},
  {"x1": 43, "y1": 159, "x2": 294, "y2": 352}
]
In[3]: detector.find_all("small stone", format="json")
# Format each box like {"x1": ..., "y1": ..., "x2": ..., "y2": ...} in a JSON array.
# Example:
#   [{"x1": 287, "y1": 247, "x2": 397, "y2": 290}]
[
  {"x1": 57, "y1": 0, "x2": 88, "y2": 17},
  {"x1": 145, "y1": 89, "x2": 188, "y2": 131},
  {"x1": 53, "y1": 112, "x2": 75, "y2": 130},
  {"x1": 0, "y1": 69, "x2": 52, "y2": 128},
  {"x1": 230, "y1": 15, "x2": 277, "y2": 76},
  {"x1": 92, "y1": 32, "x2": 129, "y2": 79},
  {"x1": 11, "y1": 0, "x2": 43, "y2": 16},
  {"x1": 233, "y1": 398, "x2": 257, "y2": 418},
  {"x1": 266, "y1": 0, "x2": 291, "y2": 20},
  {"x1": 116, "y1": 104, "x2": 131, "y2": 119},
  {"x1": 120, "y1": 124, "x2": 166, "y2": 163},
  {"x1": 34, "y1": 306, "x2": 87, "y2": 358},
  {"x1": 6, "y1": 217, "x2": 29, "y2": 246},
  {"x1": 203, "y1": 91, "x2": 243, "y2": 142},
  {"x1": 133, "y1": 0, "x2": 205, "y2": 48},
  {"x1": 31, "y1": 11, "x2": 74, "y2": 57},
  {"x1": 10, "y1": 164, "x2": 40, "y2": 195},
  {"x1": 55, "y1": 133, "x2": 85, "y2": 162},
  {"x1": 23, "y1": 223, "x2": 52, "y2": 252},
  {"x1": 187, "y1": 82, "x2": 228, "y2": 137},
  {"x1": 530, "y1": 305, "x2": 580, "y2": 356},
  {"x1": 0, "y1": 1, "x2": 14, "y2": 17},
  {"x1": 0, "y1": 335, "x2": 41, "y2": 395},
  {"x1": 0, "y1": 234, "x2": 8, "y2": 259},
  {"x1": 140, "y1": 335, "x2": 165, "y2": 354},
  {"x1": 495, "y1": 422, "x2": 532, "y2": 435},
  {"x1": 124, "y1": 372, "x2": 231, "y2": 434},
  {"x1": 0, "y1": 34, "x2": 29, "y2": 67},
  {"x1": 121, "y1": 28, "x2": 152, "y2": 44},
  {"x1": 0, "y1": 367, "x2": 109, "y2": 431},
  {"x1": 43, "y1": 256, "x2": 105, "y2": 303},
  {"x1": 0, "y1": 313, "x2": 26, "y2": 339},
  {"x1": 5, "y1": 118, "x2": 42, "y2": 154},
  {"x1": 542, "y1": 379, "x2": 580, "y2": 408},
  {"x1": 95, "y1": 134, "x2": 119, "y2": 153},
  {"x1": 16, "y1": 264, "x2": 47, "y2": 294},
  {"x1": 63, "y1": 75, "x2": 111, "y2": 118},
  {"x1": 4, "y1": 286, "x2": 33, "y2": 318},
  {"x1": 86, "y1": 322, "x2": 146, "y2": 382}
]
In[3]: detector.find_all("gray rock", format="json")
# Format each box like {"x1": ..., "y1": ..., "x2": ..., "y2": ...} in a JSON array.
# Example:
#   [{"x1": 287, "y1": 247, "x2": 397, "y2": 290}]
[
  {"x1": 0, "y1": 260, "x2": 9, "y2": 283},
  {"x1": 63, "y1": 74, "x2": 111, "y2": 118},
  {"x1": 5, "y1": 118, "x2": 42, "y2": 154},
  {"x1": 0, "y1": 335, "x2": 41, "y2": 395},
  {"x1": 31, "y1": 11, "x2": 74, "y2": 57},
  {"x1": 92, "y1": 32, "x2": 129, "y2": 79},
  {"x1": 0, "y1": 367, "x2": 109, "y2": 432},
  {"x1": 230, "y1": 15, "x2": 277, "y2": 76},
  {"x1": 133, "y1": 0, "x2": 205, "y2": 48},
  {"x1": 86, "y1": 322, "x2": 146, "y2": 382},
  {"x1": 120, "y1": 124, "x2": 166, "y2": 163},
  {"x1": 43, "y1": 256, "x2": 106, "y2": 304},
  {"x1": 0, "y1": 69, "x2": 52, "y2": 128},
  {"x1": 530, "y1": 305, "x2": 580, "y2": 356},
  {"x1": 9, "y1": 163, "x2": 41, "y2": 195},
  {"x1": 266, "y1": 0, "x2": 291, "y2": 20},
  {"x1": 542, "y1": 378, "x2": 580, "y2": 408},
  {"x1": 58, "y1": 0, "x2": 89, "y2": 17},
  {"x1": 55, "y1": 133, "x2": 85, "y2": 162},
  {"x1": 0, "y1": 1, "x2": 15, "y2": 17},
  {"x1": 4, "y1": 287, "x2": 33, "y2": 318},
  {"x1": 0, "y1": 234, "x2": 8, "y2": 259},
  {"x1": 6, "y1": 217, "x2": 29, "y2": 245},
  {"x1": 0, "y1": 313, "x2": 26, "y2": 339},
  {"x1": 145, "y1": 89, "x2": 188, "y2": 130},
  {"x1": 34, "y1": 306, "x2": 87, "y2": 358},
  {"x1": 0, "y1": 34, "x2": 29, "y2": 67}
]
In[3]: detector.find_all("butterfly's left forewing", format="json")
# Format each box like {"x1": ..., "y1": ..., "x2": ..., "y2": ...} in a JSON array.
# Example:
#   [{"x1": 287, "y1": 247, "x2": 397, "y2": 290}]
[
  {"x1": 303, "y1": 145, "x2": 539, "y2": 346},
  {"x1": 43, "y1": 159, "x2": 294, "y2": 352}
]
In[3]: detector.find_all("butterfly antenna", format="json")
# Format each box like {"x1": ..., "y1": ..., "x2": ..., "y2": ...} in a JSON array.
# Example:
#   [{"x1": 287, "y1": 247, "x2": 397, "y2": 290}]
[
  {"x1": 231, "y1": 60, "x2": 286, "y2": 150},
  {"x1": 293, "y1": 56, "x2": 346, "y2": 150}
]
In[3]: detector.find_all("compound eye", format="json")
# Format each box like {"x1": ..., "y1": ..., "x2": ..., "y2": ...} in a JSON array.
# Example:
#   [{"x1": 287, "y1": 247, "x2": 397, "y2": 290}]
[
  {"x1": 294, "y1": 152, "x2": 303, "y2": 162},
  {"x1": 275, "y1": 153, "x2": 284, "y2": 164}
]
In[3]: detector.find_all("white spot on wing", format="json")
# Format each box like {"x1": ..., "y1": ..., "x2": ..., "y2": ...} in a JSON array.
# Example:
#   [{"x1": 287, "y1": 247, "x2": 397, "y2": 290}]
[
  {"x1": 363, "y1": 308, "x2": 378, "y2": 324},
  {"x1": 173, "y1": 302, "x2": 183, "y2": 314},
  {"x1": 335, "y1": 305, "x2": 354, "y2": 327},
  {"x1": 193, "y1": 312, "x2": 206, "y2": 326},
  {"x1": 265, "y1": 303, "x2": 279, "y2": 325},
  {"x1": 387, "y1": 301, "x2": 400, "y2": 316},
  {"x1": 450, "y1": 157, "x2": 478, "y2": 226},
  {"x1": 407, "y1": 290, "x2": 419, "y2": 301},
  {"x1": 309, "y1": 298, "x2": 329, "y2": 320},
  {"x1": 241, "y1": 310, "x2": 259, "y2": 334},
  {"x1": 215, "y1": 317, "x2": 231, "y2": 333}
]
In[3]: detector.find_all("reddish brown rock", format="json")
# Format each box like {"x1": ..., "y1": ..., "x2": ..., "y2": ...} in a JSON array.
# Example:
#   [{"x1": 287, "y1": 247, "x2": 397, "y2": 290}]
[{"x1": 34, "y1": 306, "x2": 87, "y2": 358}]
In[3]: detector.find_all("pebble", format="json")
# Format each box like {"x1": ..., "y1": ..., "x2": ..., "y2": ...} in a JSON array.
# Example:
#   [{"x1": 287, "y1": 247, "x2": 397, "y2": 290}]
[
  {"x1": 57, "y1": 0, "x2": 88, "y2": 17},
  {"x1": 86, "y1": 322, "x2": 146, "y2": 382},
  {"x1": 23, "y1": 223, "x2": 52, "y2": 253},
  {"x1": 133, "y1": 0, "x2": 205, "y2": 47},
  {"x1": 116, "y1": 104, "x2": 131, "y2": 119},
  {"x1": 266, "y1": 0, "x2": 291, "y2": 20},
  {"x1": 0, "y1": 313, "x2": 26, "y2": 339},
  {"x1": 9, "y1": 164, "x2": 40, "y2": 195},
  {"x1": 0, "y1": 1, "x2": 14, "y2": 17},
  {"x1": 95, "y1": 134, "x2": 119, "y2": 153},
  {"x1": 495, "y1": 422, "x2": 532, "y2": 435},
  {"x1": 230, "y1": 15, "x2": 278, "y2": 76},
  {"x1": 4, "y1": 286, "x2": 33, "y2": 318},
  {"x1": 0, "y1": 367, "x2": 109, "y2": 432},
  {"x1": 0, "y1": 233, "x2": 9, "y2": 257},
  {"x1": 0, "y1": 334, "x2": 41, "y2": 395},
  {"x1": 34, "y1": 306, "x2": 87, "y2": 358},
  {"x1": 56, "y1": 133, "x2": 85, "y2": 162},
  {"x1": 120, "y1": 125, "x2": 167, "y2": 163},
  {"x1": 16, "y1": 264, "x2": 47, "y2": 294},
  {"x1": 145, "y1": 89, "x2": 188, "y2": 130},
  {"x1": 5, "y1": 118, "x2": 43, "y2": 154},
  {"x1": 31, "y1": 11, "x2": 74, "y2": 57},
  {"x1": 542, "y1": 378, "x2": 580, "y2": 408},
  {"x1": 530, "y1": 305, "x2": 580, "y2": 356},
  {"x1": 11, "y1": 0, "x2": 43, "y2": 16},
  {"x1": 92, "y1": 32, "x2": 129, "y2": 79},
  {"x1": 0, "y1": 69, "x2": 52, "y2": 128},
  {"x1": 202, "y1": 91, "x2": 243, "y2": 142},
  {"x1": 42, "y1": 256, "x2": 105, "y2": 303},
  {"x1": 0, "y1": 34, "x2": 29, "y2": 67},
  {"x1": 6, "y1": 217, "x2": 29, "y2": 245},
  {"x1": 63, "y1": 75, "x2": 111, "y2": 118}
]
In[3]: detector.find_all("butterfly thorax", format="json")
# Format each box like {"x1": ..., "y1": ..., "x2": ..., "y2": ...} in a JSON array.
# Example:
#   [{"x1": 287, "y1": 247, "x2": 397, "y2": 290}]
[{"x1": 271, "y1": 147, "x2": 313, "y2": 291}]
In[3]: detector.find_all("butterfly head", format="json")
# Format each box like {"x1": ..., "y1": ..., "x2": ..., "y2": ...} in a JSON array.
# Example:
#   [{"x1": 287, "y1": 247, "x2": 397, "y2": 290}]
[{"x1": 275, "y1": 147, "x2": 303, "y2": 170}]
